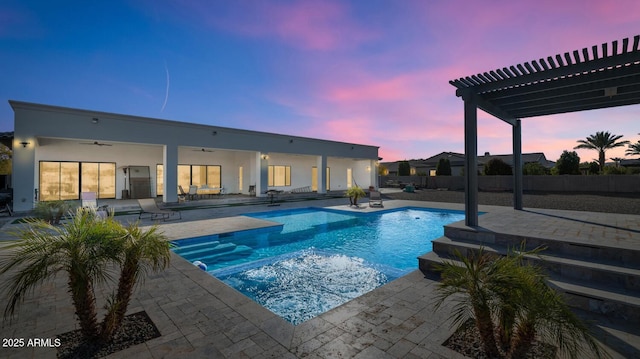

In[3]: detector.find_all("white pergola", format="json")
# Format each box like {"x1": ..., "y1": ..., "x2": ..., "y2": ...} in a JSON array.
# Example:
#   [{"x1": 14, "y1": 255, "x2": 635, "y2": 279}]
[{"x1": 450, "y1": 35, "x2": 640, "y2": 226}]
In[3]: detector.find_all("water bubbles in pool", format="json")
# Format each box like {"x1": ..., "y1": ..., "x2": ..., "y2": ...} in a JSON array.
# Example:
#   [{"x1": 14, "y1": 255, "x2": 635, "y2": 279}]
[{"x1": 219, "y1": 250, "x2": 387, "y2": 325}]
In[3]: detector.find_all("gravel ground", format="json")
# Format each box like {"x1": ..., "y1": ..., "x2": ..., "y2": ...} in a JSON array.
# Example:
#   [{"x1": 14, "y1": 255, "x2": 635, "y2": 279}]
[{"x1": 385, "y1": 190, "x2": 640, "y2": 215}]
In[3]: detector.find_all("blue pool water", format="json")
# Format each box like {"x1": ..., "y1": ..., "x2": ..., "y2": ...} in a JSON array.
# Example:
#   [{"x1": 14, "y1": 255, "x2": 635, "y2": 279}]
[{"x1": 172, "y1": 207, "x2": 464, "y2": 324}]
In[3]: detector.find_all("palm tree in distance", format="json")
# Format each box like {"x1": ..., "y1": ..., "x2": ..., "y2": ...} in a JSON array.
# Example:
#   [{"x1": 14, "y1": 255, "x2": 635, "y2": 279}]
[
  {"x1": 574, "y1": 131, "x2": 629, "y2": 173},
  {"x1": 625, "y1": 134, "x2": 640, "y2": 157}
]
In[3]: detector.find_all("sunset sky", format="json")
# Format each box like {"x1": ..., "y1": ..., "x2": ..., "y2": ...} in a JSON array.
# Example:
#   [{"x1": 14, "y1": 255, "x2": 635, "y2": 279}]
[{"x1": 1, "y1": 0, "x2": 639, "y2": 162}]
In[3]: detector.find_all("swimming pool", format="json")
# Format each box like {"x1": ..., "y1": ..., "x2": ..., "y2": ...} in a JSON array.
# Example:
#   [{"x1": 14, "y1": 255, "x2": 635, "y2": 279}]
[{"x1": 172, "y1": 207, "x2": 464, "y2": 324}]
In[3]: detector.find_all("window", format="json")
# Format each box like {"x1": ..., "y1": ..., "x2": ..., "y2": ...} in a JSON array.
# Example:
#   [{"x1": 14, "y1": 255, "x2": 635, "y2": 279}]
[
  {"x1": 171, "y1": 164, "x2": 222, "y2": 193},
  {"x1": 268, "y1": 165, "x2": 291, "y2": 186},
  {"x1": 39, "y1": 161, "x2": 115, "y2": 201},
  {"x1": 156, "y1": 164, "x2": 164, "y2": 196},
  {"x1": 311, "y1": 167, "x2": 330, "y2": 191}
]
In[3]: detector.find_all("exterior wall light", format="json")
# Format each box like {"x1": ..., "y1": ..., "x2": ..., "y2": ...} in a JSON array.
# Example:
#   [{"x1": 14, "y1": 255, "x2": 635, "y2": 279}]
[
  {"x1": 92, "y1": 118, "x2": 99, "y2": 124},
  {"x1": 261, "y1": 154, "x2": 269, "y2": 160},
  {"x1": 20, "y1": 141, "x2": 30, "y2": 148}
]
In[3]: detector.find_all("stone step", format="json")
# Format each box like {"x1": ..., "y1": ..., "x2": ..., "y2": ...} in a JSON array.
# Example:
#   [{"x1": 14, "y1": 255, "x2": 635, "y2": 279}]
[
  {"x1": 443, "y1": 225, "x2": 640, "y2": 269},
  {"x1": 419, "y1": 250, "x2": 640, "y2": 323},
  {"x1": 430, "y1": 236, "x2": 640, "y2": 292}
]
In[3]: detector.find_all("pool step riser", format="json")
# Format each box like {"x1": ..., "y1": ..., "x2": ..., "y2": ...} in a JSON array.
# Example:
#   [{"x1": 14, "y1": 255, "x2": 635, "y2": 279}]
[
  {"x1": 175, "y1": 243, "x2": 238, "y2": 258},
  {"x1": 195, "y1": 246, "x2": 253, "y2": 265},
  {"x1": 443, "y1": 226, "x2": 640, "y2": 269},
  {"x1": 431, "y1": 240, "x2": 640, "y2": 293},
  {"x1": 172, "y1": 240, "x2": 221, "y2": 252}
]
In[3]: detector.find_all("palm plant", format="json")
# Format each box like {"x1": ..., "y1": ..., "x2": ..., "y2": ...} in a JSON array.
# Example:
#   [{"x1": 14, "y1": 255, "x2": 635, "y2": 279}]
[
  {"x1": 626, "y1": 134, "x2": 640, "y2": 157},
  {"x1": 0, "y1": 209, "x2": 125, "y2": 339},
  {"x1": 1, "y1": 208, "x2": 172, "y2": 343},
  {"x1": 574, "y1": 131, "x2": 629, "y2": 172},
  {"x1": 101, "y1": 224, "x2": 170, "y2": 341},
  {"x1": 345, "y1": 186, "x2": 366, "y2": 206},
  {"x1": 434, "y1": 246, "x2": 608, "y2": 359}
]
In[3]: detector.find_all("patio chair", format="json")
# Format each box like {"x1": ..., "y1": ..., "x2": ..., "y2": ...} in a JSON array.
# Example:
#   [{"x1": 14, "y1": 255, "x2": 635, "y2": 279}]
[
  {"x1": 0, "y1": 192, "x2": 12, "y2": 217},
  {"x1": 369, "y1": 190, "x2": 383, "y2": 207},
  {"x1": 137, "y1": 198, "x2": 181, "y2": 221},
  {"x1": 188, "y1": 185, "x2": 198, "y2": 200},
  {"x1": 178, "y1": 185, "x2": 188, "y2": 202},
  {"x1": 81, "y1": 192, "x2": 109, "y2": 211}
]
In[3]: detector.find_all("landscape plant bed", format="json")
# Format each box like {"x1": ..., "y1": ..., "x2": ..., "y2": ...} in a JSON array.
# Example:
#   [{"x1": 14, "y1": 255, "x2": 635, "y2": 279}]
[
  {"x1": 56, "y1": 311, "x2": 160, "y2": 359},
  {"x1": 444, "y1": 319, "x2": 556, "y2": 359}
]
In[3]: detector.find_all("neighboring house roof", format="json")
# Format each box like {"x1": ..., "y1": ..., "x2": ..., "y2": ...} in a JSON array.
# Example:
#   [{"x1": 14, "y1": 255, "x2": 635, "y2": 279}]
[
  {"x1": 382, "y1": 151, "x2": 555, "y2": 171},
  {"x1": 479, "y1": 152, "x2": 555, "y2": 168},
  {"x1": 621, "y1": 158, "x2": 640, "y2": 166}
]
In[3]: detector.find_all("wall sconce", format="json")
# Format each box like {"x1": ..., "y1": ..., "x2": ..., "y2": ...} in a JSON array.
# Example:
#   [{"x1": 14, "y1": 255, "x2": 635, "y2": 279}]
[
  {"x1": 261, "y1": 154, "x2": 269, "y2": 160},
  {"x1": 20, "y1": 141, "x2": 30, "y2": 148},
  {"x1": 212, "y1": 131, "x2": 217, "y2": 135},
  {"x1": 366, "y1": 166, "x2": 371, "y2": 172},
  {"x1": 289, "y1": 139, "x2": 293, "y2": 143},
  {"x1": 92, "y1": 118, "x2": 99, "y2": 124}
]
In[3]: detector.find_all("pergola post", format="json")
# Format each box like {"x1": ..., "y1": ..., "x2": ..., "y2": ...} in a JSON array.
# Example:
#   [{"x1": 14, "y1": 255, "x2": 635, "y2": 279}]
[
  {"x1": 513, "y1": 119, "x2": 523, "y2": 210},
  {"x1": 463, "y1": 92, "x2": 479, "y2": 227}
]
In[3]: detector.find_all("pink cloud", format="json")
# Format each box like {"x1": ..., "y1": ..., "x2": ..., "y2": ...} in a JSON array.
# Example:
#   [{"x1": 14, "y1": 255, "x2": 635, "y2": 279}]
[{"x1": 175, "y1": 0, "x2": 375, "y2": 51}]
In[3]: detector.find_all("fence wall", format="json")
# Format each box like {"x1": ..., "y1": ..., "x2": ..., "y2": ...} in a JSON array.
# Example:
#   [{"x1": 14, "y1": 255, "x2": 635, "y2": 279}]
[{"x1": 379, "y1": 175, "x2": 640, "y2": 193}]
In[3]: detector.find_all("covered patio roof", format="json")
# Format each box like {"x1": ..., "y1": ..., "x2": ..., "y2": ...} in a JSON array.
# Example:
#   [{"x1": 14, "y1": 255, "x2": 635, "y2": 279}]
[{"x1": 450, "y1": 35, "x2": 640, "y2": 226}]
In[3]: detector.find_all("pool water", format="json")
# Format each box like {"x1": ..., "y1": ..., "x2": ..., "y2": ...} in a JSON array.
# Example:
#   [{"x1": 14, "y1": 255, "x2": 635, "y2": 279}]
[{"x1": 172, "y1": 207, "x2": 464, "y2": 324}]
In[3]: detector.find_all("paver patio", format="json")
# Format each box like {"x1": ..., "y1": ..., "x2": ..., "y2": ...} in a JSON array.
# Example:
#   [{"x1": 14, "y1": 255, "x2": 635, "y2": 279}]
[{"x1": 0, "y1": 195, "x2": 637, "y2": 358}]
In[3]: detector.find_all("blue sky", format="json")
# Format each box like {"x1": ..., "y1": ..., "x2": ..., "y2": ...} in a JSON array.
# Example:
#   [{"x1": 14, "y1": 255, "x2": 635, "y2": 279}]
[{"x1": 2, "y1": 0, "x2": 639, "y2": 162}]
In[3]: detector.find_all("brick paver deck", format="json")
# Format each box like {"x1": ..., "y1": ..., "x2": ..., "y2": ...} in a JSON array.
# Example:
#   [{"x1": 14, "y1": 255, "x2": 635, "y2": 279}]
[{"x1": 0, "y1": 196, "x2": 637, "y2": 358}]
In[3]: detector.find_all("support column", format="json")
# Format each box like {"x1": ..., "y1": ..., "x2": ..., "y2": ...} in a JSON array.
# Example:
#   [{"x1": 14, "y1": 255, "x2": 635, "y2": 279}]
[
  {"x1": 255, "y1": 152, "x2": 269, "y2": 197},
  {"x1": 162, "y1": 144, "x2": 178, "y2": 203},
  {"x1": 513, "y1": 119, "x2": 523, "y2": 210},
  {"x1": 369, "y1": 159, "x2": 378, "y2": 189},
  {"x1": 316, "y1": 155, "x2": 327, "y2": 194},
  {"x1": 12, "y1": 137, "x2": 36, "y2": 212},
  {"x1": 463, "y1": 92, "x2": 479, "y2": 227}
]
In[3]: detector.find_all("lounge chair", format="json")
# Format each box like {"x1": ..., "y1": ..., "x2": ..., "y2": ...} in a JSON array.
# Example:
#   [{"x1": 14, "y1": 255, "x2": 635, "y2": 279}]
[
  {"x1": 178, "y1": 185, "x2": 188, "y2": 202},
  {"x1": 369, "y1": 190, "x2": 383, "y2": 207},
  {"x1": 138, "y1": 198, "x2": 181, "y2": 221}
]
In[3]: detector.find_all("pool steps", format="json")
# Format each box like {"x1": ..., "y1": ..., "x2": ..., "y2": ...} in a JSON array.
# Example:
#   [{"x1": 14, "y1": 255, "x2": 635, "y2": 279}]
[
  {"x1": 174, "y1": 241, "x2": 253, "y2": 265},
  {"x1": 419, "y1": 227, "x2": 640, "y2": 325}
]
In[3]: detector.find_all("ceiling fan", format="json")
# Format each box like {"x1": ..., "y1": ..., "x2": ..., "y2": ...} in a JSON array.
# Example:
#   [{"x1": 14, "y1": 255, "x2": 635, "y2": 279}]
[
  {"x1": 80, "y1": 141, "x2": 112, "y2": 146},
  {"x1": 193, "y1": 148, "x2": 214, "y2": 152}
]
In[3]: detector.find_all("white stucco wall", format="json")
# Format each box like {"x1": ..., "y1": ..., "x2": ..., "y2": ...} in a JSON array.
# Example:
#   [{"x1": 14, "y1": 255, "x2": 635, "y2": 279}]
[{"x1": 11, "y1": 101, "x2": 380, "y2": 212}]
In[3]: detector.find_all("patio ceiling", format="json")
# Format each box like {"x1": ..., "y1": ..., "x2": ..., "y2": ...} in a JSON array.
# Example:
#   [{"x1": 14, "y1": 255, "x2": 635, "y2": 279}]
[{"x1": 450, "y1": 35, "x2": 640, "y2": 122}]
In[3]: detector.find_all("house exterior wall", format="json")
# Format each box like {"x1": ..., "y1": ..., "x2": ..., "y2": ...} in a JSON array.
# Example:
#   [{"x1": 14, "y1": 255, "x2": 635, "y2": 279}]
[{"x1": 11, "y1": 101, "x2": 379, "y2": 212}]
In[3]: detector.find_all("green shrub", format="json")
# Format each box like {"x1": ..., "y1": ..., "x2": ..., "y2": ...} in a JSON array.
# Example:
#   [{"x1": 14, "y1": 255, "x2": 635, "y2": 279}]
[
  {"x1": 523, "y1": 162, "x2": 548, "y2": 175},
  {"x1": 436, "y1": 158, "x2": 452, "y2": 176},
  {"x1": 484, "y1": 158, "x2": 512, "y2": 175},
  {"x1": 553, "y1": 150, "x2": 580, "y2": 175},
  {"x1": 398, "y1": 161, "x2": 411, "y2": 176},
  {"x1": 602, "y1": 166, "x2": 628, "y2": 175}
]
